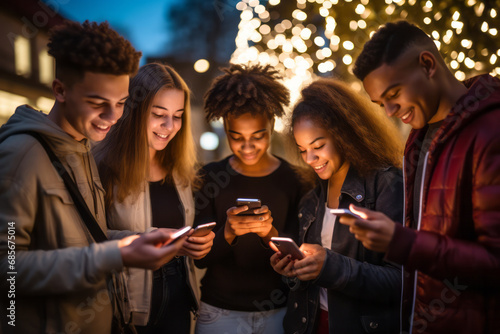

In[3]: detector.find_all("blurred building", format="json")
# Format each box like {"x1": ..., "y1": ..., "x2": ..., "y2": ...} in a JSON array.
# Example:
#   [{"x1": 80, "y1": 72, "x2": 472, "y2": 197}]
[{"x1": 0, "y1": 0, "x2": 65, "y2": 125}]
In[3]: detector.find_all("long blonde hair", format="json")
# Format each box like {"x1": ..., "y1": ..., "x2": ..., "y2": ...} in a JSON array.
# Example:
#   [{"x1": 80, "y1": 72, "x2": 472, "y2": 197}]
[{"x1": 94, "y1": 63, "x2": 199, "y2": 209}]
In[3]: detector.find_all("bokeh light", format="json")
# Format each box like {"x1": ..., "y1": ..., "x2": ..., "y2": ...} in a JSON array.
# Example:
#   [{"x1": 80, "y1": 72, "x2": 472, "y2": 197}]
[
  {"x1": 230, "y1": 0, "x2": 500, "y2": 116},
  {"x1": 194, "y1": 59, "x2": 210, "y2": 73},
  {"x1": 200, "y1": 132, "x2": 219, "y2": 151},
  {"x1": 231, "y1": 0, "x2": 499, "y2": 76}
]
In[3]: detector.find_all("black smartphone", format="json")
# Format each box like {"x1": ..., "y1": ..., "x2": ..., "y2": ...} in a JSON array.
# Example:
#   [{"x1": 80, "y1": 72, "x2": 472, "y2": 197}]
[
  {"x1": 236, "y1": 198, "x2": 262, "y2": 216},
  {"x1": 191, "y1": 222, "x2": 217, "y2": 237},
  {"x1": 330, "y1": 208, "x2": 364, "y2": 220},
  {"x1": 270, "y1": 237, "x2": 305, "y2": 260}
]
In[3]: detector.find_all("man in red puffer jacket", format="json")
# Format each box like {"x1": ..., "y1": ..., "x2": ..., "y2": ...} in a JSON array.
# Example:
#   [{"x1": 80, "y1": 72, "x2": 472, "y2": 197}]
[{"x1": 340, "y1": 20, "x2": 500, "y2": 334}]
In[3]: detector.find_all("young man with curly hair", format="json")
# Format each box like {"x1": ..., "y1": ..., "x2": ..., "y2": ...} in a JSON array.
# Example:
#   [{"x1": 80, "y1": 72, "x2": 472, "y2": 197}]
[
  {"x1": 340, "y1": 20, "x2": 500, "y2": 334},
  {"x1": 0, "y1": 21, "x2": 187, "y2": 333},
  {"x1": 194, "y1": 64, "x2": 307, "y2": 334}
]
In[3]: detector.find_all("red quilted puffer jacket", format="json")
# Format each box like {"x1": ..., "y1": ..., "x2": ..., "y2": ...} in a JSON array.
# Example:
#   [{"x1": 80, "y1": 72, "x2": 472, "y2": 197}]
[{"x1": 386, "y1": 74, "x2": 500, "y2": 334}]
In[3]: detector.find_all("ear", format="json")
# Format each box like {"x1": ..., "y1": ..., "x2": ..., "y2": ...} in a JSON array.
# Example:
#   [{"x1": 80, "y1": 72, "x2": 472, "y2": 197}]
[
  {"x1": 52, "y1": 78, "x2": 67, "y2": 103},
  {"x1": 269, "y1": 117, "x2": 275, "y2": 134},
  {"x1": 419, "y1": 51, "x2": 437, "y2": 78},
  {"x1": 223, "y1": 117, "x2": 228, "y2": 133}
]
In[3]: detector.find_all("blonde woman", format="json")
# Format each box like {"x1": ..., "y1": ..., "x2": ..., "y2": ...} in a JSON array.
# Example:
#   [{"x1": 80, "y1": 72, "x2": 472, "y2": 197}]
[{"x1": 94, "y1": 63, "x2": 214, "y2": 333}]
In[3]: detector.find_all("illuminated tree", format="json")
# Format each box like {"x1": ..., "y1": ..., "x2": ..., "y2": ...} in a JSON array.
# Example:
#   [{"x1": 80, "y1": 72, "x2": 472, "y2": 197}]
[{"x1": 231, "y1": 0, "x2": 500, "y2": 96}]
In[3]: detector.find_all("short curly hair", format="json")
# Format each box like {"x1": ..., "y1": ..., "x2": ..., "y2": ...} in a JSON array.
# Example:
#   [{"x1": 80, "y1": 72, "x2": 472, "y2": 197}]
[
  {"x1": 353, "y1": 20, "x2": 435, "y2": 81},
  {"x1": 48, "y1": 20, "x2": 141, "y2": 84},
  {"x1": 204, "y1": 63, "x2": 290, "y2": 121}
]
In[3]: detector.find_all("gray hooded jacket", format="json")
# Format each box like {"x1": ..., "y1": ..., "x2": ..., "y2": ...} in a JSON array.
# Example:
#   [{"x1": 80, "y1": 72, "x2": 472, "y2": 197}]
[{"x1": 0, "y1": 105, "x2": 128, "y2": 333}]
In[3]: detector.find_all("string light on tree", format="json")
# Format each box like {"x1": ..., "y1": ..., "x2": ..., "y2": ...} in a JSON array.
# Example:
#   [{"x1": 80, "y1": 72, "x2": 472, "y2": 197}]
[{"x1": 231, "y1": 0, "x2": 500, "y2": 93}]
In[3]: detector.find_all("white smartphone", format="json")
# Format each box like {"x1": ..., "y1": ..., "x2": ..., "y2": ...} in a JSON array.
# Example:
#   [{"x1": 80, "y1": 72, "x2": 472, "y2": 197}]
[
  {"x1": 168, "y1": 226, "x2": 192, "y2": 244},
  {"x1": 330, "y1": 208, "x2": 363, "y2": 219},
  {"x1": 191, "y1": 222, "x2": 217, "y2": 237},
  {"x1": 270, "y1": 237, "x2": 305, "y2": 260}
]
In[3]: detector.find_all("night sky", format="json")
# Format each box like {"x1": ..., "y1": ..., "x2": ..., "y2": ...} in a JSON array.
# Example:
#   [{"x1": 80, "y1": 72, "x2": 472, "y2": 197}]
[{"x1": 49, "y1": 0, "x2": 177, "y2": 64}]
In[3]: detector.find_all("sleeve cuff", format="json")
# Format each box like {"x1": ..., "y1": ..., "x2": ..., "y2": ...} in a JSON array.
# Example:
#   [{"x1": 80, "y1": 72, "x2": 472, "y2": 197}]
[
  {"x1": 313, "y1": 249, "x2": 338, "y2": 288},
  {"x1": 385, "y1": 223, "x2": 417, "y2": 265},
  {"x1": 95, "y1": 240, "x2": 124, "y2": 274},
  {"x1": 215, "y1": 227, "x2": 237, "y2": 249}
]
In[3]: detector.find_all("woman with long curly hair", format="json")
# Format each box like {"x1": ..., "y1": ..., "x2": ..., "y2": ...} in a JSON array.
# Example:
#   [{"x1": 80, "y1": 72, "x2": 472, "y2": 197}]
[
  {"x1": 194, "y1": 64, "x2": 308, "y2": 334},
  {"x1": 94, "y1": 63, "x2": 214, "y2": 333},
  {"x1": 271, "y1": 78, "x2": 404, "y2": 334}
]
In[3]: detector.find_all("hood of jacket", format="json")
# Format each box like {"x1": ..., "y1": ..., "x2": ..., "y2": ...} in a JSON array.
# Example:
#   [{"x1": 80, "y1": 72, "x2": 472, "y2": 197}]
[{"x1": 0, "y1": 104, "x2": 90, "y2": 154}]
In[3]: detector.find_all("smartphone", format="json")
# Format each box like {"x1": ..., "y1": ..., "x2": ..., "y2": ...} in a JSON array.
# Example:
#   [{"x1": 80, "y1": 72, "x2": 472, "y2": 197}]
[
  {"x1": 330, "y1": 208, "x2": 364, "y2": 220},
  {"x1": 236, "y1": 198, "x2": 262, "y2": 216},
  {"x1": 168, "y1": 226, "x2": 192, "y2": 244},
  {"x1": 270, "y1": 237, "x2": 305, "y2": 260},
  {"x1": 191, "y1": 222, "x2": 217, "y2": 237}
]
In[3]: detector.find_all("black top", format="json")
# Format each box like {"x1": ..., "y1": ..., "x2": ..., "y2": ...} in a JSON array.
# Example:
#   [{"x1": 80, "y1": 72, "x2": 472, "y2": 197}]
[
  {"x1": 194, "y1": 156, "x2": 304, "y2": 311},
  {"x1": 413, "y1": 120, "x2": 443, "y2": 225},
  {"x1": 148, "y1": 180, "x2": 194, "y2": 325},
  {"x1": 149, "y1": 180, "x2": 184, "y2": 229}
]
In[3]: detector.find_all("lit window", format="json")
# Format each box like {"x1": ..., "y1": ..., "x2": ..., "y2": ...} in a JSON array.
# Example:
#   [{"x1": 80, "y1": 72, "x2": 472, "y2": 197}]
[
  {"x1": 36, "y1": 96, "x2": 54, "y2": 113},
  {"x1": 14, "y1": 35, "x2": 31, "y2": 77},
  {"x1": 39, "y1": 48, "x2": 54, "y2": 85},
  {"x1": 0, "y1": 90, "x2": 29, "y2": 120}
]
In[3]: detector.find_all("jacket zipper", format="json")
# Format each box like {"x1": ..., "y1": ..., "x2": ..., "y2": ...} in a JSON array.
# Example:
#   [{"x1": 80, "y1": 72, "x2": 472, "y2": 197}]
[
  {"x1": 400, "y1": 158, "x2": 406, "y2": 334},
  {"x1": 409, "y1": 151, "x2": 429, "y2": 334}
]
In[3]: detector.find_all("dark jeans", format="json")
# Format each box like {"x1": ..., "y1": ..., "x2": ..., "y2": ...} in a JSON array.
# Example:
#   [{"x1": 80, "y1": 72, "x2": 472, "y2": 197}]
[{"x1": 136, "y1": 257, "x2": 193, "y2": 334}]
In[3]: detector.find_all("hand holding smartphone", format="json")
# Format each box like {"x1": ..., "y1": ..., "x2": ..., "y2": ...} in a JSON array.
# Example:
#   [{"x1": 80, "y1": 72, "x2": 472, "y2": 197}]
[
  {"x1": 236, "y1": 198, "x2": 262, "y2": 216},
  {"x1": 191, "y1": 222, "x2": 217, "y2": 237},
  {"x1": 270, "y1": 237, "x2": 305, "y2": 260}
]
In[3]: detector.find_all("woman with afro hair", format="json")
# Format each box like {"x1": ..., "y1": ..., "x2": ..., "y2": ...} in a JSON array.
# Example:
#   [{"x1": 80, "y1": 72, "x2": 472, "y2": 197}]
[
  {"x1": 193, "y1": 64, "x2": 308, "y2": 334},
  {"x1": 271, "y1": 78, "x2": 404, "y2": 334}
]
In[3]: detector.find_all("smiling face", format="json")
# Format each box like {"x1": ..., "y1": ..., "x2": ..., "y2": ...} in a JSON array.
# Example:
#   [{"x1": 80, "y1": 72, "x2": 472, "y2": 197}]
[
  {"x1": 362, "y1": 51, "x2": 441, "y2": 129},
  {"x1": 224, "y1": 112, "x2": 273, "y2": 167},
  {"x1": 293, "y1": 117, "x2": 344, "y2": 180},
  {"x1": 56, "y1": 72, "x2": 130, "y2": 142},
  {"x1": 147, "y1": 88, "x2": 185, "y2": 155}
]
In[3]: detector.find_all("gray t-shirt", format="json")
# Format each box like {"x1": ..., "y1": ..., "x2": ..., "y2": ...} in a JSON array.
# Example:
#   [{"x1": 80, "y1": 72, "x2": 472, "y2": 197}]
[{"x1": 413, "y1": 120, "x2": 444, "y2": 226}]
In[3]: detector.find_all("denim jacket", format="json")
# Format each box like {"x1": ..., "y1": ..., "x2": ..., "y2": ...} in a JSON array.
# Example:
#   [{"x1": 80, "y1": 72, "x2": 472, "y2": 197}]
[{"x1": 283, "y1": 167, "x2": 403, "y2": 334}]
